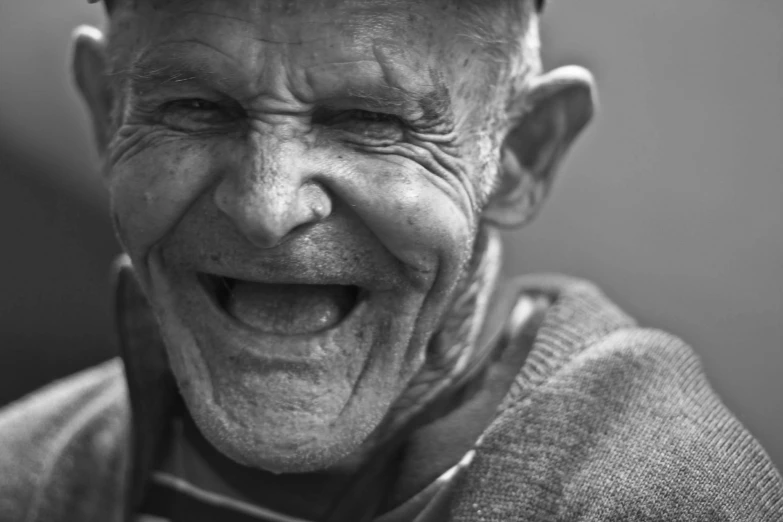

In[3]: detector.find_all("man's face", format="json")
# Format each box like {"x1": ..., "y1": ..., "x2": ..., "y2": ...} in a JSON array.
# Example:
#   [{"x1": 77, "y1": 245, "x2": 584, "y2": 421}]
[{"x1": 103, "y1": 0, "x2": 505, "y2": 472}]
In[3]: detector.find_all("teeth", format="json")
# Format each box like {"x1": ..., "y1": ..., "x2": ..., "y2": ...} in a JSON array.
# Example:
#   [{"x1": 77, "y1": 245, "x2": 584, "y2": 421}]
[{"x1": 219, "y1": 279, "x2": 358, "y2": 335}]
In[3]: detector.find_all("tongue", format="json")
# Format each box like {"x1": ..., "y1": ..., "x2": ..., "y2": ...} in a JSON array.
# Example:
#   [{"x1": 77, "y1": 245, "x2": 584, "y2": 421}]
[{"x1": 226, "y1": 282, "x2": 355, "y2": 335}]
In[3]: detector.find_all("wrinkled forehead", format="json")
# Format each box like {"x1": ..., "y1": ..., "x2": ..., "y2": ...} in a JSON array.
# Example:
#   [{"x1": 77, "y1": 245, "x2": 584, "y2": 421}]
[
  {"x1": 113, "y1": 0, "x2": 487, "y2": 115},
  {"x1": 113, "y1": 0, "x2": 463, "y2": 48}
]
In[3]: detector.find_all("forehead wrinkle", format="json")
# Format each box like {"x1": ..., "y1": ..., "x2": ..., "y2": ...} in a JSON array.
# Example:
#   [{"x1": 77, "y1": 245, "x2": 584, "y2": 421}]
[
  {"x1": 173, "y1": 9, "x2": 318, "y2": 45},
  {"x1": 114, "y1": 0, "x2": 459, "y2": 117},
  {"x1": 161, "y1": 2, "x2": 372, "y2": 46}
]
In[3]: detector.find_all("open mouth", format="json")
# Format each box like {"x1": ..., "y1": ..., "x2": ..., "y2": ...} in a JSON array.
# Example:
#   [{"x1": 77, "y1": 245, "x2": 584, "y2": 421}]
[{"x1": 198, "y1": 274, "x2": 361, "y2": 336}]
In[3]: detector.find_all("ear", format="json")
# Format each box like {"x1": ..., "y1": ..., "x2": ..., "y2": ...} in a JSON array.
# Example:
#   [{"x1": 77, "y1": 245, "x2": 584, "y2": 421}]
[
  {"x1": 72, "y1": 25, "x2": 113, "y2": 154},
  {"x1": 483, "y1": 65, "x2": 597, "y2": 228}
]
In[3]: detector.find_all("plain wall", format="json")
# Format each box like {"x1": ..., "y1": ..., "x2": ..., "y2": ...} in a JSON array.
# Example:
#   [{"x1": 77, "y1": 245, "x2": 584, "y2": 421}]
[{"x1": 1, "y1": 0, "x2": 781, "y2": 468}]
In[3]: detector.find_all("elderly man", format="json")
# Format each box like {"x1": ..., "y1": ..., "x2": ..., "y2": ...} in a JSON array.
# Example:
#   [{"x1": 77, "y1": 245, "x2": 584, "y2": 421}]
[{"x1": 1, "y1": 0, "x2": 781, "y2": 520}]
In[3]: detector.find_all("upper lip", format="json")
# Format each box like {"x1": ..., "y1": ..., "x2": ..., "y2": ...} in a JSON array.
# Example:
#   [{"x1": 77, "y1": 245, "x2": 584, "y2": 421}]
[{"x1": 195, "y1": 269, "x2": 371, "y2": 290}]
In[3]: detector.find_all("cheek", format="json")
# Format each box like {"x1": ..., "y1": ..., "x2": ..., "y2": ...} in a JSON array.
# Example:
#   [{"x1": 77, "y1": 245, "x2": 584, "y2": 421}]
[
  {"x1": 330, "y1": 155, "x2": 476, "y2": 290},
  {"x1": 109, "y1": 139, "x2": 226, "y2": 273}
]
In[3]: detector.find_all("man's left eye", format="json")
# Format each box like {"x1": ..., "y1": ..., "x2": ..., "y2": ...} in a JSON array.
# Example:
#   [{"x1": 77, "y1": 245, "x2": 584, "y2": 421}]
[
  {"x1": 342, "y1": 109, "x2": 400, "y2": 124},
  {"x1": 313, "y1": 108, "x2": 405, "y2": 143},
  {"x1": 313, "y1": 108, "x2": 402, "y2": 126}
]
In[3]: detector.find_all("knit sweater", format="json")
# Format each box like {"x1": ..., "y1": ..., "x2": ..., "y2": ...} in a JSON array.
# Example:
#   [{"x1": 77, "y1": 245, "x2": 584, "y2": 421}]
[{"x1": 0, "y1": 275, "x2": 781, "y2": 521}]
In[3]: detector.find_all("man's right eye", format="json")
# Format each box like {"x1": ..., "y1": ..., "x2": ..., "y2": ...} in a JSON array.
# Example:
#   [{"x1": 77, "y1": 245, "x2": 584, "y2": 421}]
[
  {"x1": 166, "y1": 99, "x2": 221, "y2": 111},
  {"x1": 158, "y1": 98, "x2": 239, "y2": 131}
]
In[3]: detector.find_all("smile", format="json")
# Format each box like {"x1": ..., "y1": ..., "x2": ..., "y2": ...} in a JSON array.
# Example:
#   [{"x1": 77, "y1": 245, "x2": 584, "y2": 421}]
[{"x1": 198, "y1": 273, "x2": 362, "y2": 336}]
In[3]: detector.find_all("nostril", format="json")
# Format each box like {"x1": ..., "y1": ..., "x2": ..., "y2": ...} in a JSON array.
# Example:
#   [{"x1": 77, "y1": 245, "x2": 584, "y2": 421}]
[{"x1": 304, "y1": 182, "x2": 333, "y2": 222}]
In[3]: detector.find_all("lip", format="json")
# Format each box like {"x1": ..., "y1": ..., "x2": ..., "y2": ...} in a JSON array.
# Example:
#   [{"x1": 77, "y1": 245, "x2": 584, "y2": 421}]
[
  {"x1": 196, "y1": 272, "x2": 361, "y2": 335},
  {"x1": 147, "y1": 241, "x2": 390, "y2": 364},
  {"x1": 189, "y1": 264, "x2": 386, "y2": 292},
  {"x1": 194, "y1": 272, "x2": 370, "y2": 344}
]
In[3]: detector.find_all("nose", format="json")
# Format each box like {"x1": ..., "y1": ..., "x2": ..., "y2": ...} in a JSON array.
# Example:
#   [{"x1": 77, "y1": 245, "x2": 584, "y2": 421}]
[{"x1": 214, "y1": 136, "x2": 331, "y2": 249}]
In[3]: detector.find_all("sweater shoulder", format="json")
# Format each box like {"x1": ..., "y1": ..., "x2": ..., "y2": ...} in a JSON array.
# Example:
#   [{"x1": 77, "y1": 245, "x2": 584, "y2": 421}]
[
  {"x1": 0, "y1": 359, "x2": 130, "y2": 522},
  {"x1": 0, "y1": 358, "x2": 127, "y2": 432},
  {"x1": 562, "y1": 328, "x2": 783, "y2": 520},
  {"x1": 456, "y1": 327, "x2": 783, "y2": 521}
]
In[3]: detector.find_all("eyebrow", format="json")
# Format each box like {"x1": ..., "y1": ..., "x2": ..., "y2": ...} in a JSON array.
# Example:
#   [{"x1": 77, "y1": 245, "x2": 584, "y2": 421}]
[
  {"x1": 353, "y1": 85, "x2": 453, "y2": 125},
  {"x1": 346, "y1": 82, "x2": 453, "y2": 125},
  {"x1": 123, "y1": 64, "x2": 197, "y2": 92},
  {"x1": 304, "y1": 62, "x2": 453, "y2": 123},
  {"x1": 121, "y1": 64, "x2": 228, "y2": 96},
  {"x1": 116, "y1": 42, "x2": 244, "y2": 95}
]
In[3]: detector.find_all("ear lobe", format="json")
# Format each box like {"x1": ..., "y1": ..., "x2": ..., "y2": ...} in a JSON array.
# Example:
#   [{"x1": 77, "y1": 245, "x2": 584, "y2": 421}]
[
  {"x1": 72, "y1": 25, "x2": 113, "y2": 154},
  {"x1": 483, "y1": 65, "x2": 597, "y2": 228}
]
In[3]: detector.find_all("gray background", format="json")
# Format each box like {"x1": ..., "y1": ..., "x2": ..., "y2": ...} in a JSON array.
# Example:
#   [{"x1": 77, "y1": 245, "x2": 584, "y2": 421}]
[{"x1": 1, "y1": 0, "x2": 781, "y2": 469}]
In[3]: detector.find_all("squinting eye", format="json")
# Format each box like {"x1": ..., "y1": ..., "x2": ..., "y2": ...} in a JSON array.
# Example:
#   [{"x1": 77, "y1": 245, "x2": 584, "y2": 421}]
[
  {"x1": 312, "y1": 107, "x2": 402, "y2": 126},
  {"x1": 312, "y1": 108, "x2": 405, "y2": 144},
  {"x1": 159, "y1": 98, "x2": 240, "y2": 132},
  {"x1": 345, "y1": 109, "x2": 400, "y2": 123},
  {"x1": 165, "y1": 98, "x2": 222, "y2": 112}
]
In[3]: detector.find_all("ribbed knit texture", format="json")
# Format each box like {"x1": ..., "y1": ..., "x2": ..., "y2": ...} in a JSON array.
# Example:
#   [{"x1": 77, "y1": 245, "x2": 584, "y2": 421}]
[
  {"x1": 0, "y1": 275, "x2": 780, "y2": 521},
  {"x1": 450, "y1": 276, "x2": 783, "y2": 521}
]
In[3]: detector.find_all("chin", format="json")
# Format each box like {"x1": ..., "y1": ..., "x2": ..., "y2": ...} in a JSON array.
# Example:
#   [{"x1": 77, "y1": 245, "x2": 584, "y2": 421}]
[{"x1": 185, "y1": 388, "x2": 378, "y2": 474}]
